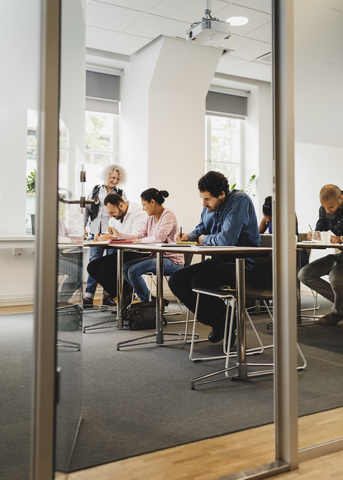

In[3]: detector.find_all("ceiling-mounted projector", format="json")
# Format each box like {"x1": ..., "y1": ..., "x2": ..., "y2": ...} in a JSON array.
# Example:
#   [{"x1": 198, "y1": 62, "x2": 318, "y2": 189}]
[{"x1": 186, "y1": 2, "x2": 231, "y2": 48}]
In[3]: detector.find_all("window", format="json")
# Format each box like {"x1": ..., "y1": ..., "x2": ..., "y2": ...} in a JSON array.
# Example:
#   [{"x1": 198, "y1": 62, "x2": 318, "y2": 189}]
[
  {"x1": 84, "y1": 110, "x2": 119, "y2": 194},
  {"x1": 205, "y1": 115, "x2": 244, "y2": 189}
]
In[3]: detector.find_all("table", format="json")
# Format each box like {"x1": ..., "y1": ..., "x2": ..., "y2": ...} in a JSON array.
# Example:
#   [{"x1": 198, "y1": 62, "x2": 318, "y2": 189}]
[{"x1": 111, "y1": 243, "x2": 272, "y2": 381}]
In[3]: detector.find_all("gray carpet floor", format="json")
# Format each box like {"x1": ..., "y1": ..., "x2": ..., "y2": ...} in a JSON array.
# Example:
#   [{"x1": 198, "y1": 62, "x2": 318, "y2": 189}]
[
  {"x1": 1, "y1": 296, "x2": 343, "y2": 477},
  {"x1": 70, "y1": 297, "x2": 343, "y2": 471}
]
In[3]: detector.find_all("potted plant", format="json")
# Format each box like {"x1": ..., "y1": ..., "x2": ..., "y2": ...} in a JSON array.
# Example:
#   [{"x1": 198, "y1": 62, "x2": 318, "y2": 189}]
[{"x1": 26, "y1": 169, "x2": 36, "y2": 234}]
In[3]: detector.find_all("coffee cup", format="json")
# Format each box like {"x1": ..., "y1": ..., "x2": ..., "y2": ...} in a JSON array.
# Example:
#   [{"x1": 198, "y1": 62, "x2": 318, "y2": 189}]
[{"x1": 321, "y1": 231, "x2": 331, "y2": 244}]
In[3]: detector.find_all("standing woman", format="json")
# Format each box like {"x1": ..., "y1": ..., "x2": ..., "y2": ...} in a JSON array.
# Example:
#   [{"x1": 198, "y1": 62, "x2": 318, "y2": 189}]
[
  {"x1": 111, "y1": 188, "x2": 184, "y2": 306},
  {"x1": 83, "y1": 164, "x2": 127, "y2": 308}
]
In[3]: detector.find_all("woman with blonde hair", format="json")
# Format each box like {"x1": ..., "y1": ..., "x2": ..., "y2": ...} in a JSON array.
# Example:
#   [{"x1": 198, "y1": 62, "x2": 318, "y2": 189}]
[{"x1": 83, "y1": 164, "x2": 127, "y2": 308}]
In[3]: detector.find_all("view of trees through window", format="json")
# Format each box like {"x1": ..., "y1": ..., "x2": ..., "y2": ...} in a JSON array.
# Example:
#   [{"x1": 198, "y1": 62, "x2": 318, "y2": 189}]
[
  {"x1": 84, "y1": 111, "x2": 118, "y2": 194},
  {"x1": 206, "y1": 115, "x2": 244, "y2": 189}
]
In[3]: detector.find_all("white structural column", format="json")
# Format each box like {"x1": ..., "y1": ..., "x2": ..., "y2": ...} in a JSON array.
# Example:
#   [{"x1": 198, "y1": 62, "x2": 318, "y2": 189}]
[
  {"x1": 120, "y1": 36, "x2": 222, "y2": 232},
  {"x1": 273, "y1": 0, "x2": 299, "y2": 470}
]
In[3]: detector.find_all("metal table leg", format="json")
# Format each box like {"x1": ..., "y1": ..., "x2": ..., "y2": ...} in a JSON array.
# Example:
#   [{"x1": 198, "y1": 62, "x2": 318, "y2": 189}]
[
  {"x1": 117, "y1": 250, "x2": 190, "y2": 350},
  {"x1": 116, "y1": 249, "x2": 124, "y2": 328},
  {"x1": 235, "y1": 257, "x2": 247, "y2": 379}
]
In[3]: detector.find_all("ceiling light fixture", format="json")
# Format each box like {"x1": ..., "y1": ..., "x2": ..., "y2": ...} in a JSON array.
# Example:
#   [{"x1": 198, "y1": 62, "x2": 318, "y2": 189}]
[{"x1": 226, "y1": 16, "x2": 249, "y2": 27}]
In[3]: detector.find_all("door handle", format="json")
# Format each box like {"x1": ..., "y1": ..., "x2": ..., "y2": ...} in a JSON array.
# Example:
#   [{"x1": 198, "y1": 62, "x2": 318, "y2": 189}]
[{"x1": 59, "y1": 196, "x2": 99, "y2": 208}]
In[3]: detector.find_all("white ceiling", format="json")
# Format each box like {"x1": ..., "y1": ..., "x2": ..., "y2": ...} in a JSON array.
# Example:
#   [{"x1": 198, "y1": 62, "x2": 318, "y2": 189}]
[{"x1": 85, "y1": 0, "x2": 272, "y2": 83}]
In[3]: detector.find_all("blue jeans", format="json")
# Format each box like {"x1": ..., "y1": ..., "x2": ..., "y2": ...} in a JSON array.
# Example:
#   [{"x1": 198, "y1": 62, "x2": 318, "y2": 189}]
[
  {"x1": 123, "y1": 257, "x2": 183, "y2": 302},
  {"x1": 85, "y1": 245, "x2": 116, "y2": 296}
]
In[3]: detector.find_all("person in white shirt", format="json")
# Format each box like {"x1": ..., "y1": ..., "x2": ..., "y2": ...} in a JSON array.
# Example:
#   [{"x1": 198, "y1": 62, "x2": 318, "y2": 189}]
[{"x1": 87, "y1": 193, "x2": 147, "y2": 310}]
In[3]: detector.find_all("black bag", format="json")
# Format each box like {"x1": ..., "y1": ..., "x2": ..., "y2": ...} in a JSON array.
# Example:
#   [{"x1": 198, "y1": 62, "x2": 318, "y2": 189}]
[{"x1": 123, "y1": 302, "x2": 165, "y2": 330}]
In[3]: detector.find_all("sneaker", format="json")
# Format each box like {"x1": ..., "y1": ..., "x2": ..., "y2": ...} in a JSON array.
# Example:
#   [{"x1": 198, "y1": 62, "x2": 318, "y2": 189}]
[
  {"x1": 103, "y1": 295, "x2": 116, "y2": 307},
  {"x1": 317, "y1": 312, "x2": 343, "y2": 326},
  {"x1": 83, "y1": 297, "x2": 94, "y2": 309}
]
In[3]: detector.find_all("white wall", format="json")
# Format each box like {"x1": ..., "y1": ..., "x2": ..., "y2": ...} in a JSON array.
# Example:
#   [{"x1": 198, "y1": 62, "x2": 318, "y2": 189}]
[
  {"x1": 0, "y1": 0, "x2": 85, "y2": 306},
  {"x1": 0, "y1": 0, "x2": 40, "y2": 236},
  {"x1": 294, "y1": 0, "x2": 343, "y2": 234},
  {"x1": 295, "y1": 143, "x2": 343, "y2": 233}
]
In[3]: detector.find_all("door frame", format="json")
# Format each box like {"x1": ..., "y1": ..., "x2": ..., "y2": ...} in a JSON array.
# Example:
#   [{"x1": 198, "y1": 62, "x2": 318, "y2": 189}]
[{"x1": 31, "y1": 0, "x2": 61, "y2": 478}]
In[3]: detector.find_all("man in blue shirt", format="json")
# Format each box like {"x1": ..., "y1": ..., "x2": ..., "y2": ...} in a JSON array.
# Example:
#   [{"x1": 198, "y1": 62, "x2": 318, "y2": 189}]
[{"x1": 169, "y1": 171, "x2": 260, "y2": 344}]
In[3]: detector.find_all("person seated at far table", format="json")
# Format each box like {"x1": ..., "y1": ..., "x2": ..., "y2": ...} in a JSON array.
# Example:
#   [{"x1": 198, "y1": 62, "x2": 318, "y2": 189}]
[
  {"x1": 259, "y1": 195, "x2": 272, "y2": 234},
  {"x1": 168, "y1": 171, "x2": 260, "y2": 345},
  {"x1": 110, "y1": 188, "x2": 184, "y2": 307},
  {"x1": 258, "y1": 195, "x2": 309, "y2": 268},
  {"x1": 87, "y1": 193, "x2": 148, "y2": 312},
  {"x1": 298, "y1": 184, "x2": 343, "y2": 326}
]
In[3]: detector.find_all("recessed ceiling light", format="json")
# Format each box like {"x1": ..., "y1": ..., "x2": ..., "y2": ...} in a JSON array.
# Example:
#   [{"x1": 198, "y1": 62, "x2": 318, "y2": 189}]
[{"x1": 226, "y1": 16, "x2": 249, "y2": 27}]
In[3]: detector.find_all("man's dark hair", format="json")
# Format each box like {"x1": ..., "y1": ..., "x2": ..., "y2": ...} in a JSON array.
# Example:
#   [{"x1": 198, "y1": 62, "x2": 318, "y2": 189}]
[
  {"x1": 198, "y1": 171, "x2": 229, "y2": 197},
  {"x1": 262, "y1": 196, "x2": 272, "y2": 216},
  {"x1": 104, "y1": 193, "x2": 124, "y2": 206}
]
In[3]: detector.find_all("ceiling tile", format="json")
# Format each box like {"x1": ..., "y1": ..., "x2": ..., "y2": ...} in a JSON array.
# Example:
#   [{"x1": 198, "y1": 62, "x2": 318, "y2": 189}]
[
  {"x1": 245, "y1": 22, "x2": 271, "y2": 43},
  {"x1": 124, "y1": 13, "x2": 190, "y2": 38},
  {"x1": 86, "y1": 2, "x2": 144, "y2": 31},
  {"x1": 86, "y1": 25, "x2": 117, "y2": 49},
  {"x1": 102, "y1": 33, "x2": 153, "y2": 55},
  {"x1": 149, "y1": 0, "x2": 227, "y2": 24},
  {"x1": 212, "y1": 3, "x2": 270, "y2": 36},
  {"x1": 228, "y1": 36, "x2": 270, "y2": 61},
  {"x1": 229, "y1": 0, "x2": 271, "y2": 15},
  {"x1": 94, "y1": 0, "x2": 162, "y2": 10}
]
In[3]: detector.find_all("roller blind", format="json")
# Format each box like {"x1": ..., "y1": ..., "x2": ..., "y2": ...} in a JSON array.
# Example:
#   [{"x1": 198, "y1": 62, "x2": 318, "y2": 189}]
[
  {"x1": 206, "y1": 91, "x2": 247, "y2": 118},
  {"x1": 86, "y1": 71, "x2": 120, "y2": 114}
]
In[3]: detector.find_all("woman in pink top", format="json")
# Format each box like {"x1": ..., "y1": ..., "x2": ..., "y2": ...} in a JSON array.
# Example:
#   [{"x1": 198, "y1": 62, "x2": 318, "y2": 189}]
[{"x1": 113, "y1": 188, "x2": 184, "y2": 303}]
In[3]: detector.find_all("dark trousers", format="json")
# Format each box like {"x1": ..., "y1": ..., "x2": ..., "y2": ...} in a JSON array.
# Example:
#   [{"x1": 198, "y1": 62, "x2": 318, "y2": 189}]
[
  {"x1": 87, "y1": 251, "x2": 150, "y2": 299},
  {"x1": 169, "y1": 258, "x2": 251, "y2": 328}
]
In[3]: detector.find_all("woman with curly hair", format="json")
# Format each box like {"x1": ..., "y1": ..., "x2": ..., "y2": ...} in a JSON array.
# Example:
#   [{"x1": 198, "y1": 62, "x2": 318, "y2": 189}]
[{"x1": 83, "y1": 164, "x2": 127, "y2": 308}]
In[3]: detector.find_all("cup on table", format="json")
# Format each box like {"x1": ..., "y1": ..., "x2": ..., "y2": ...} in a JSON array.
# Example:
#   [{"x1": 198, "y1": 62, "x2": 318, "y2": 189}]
[
  {"x1": 321, "y1": 231, "x2": 331, "y2": 244},
  {"x1": 312, "y1": 231, "x2": 321, "y2": 243}
]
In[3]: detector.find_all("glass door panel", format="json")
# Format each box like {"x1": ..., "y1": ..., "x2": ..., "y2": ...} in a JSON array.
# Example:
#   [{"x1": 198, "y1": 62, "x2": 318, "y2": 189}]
[
  {"x1": 55, "y1": 0, "x2": 85, "y2": 476},
  {"x1": 294, "y1": 0, "x2": 343, "y2": 453}
]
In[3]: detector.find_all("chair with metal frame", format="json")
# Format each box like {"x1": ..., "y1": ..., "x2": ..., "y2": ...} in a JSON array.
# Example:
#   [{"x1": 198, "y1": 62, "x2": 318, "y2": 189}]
[
  {"x1": 187, "y1": 286, "x2": 265, "y2": 362},
  {"x1": 190, "y1": 236, "x2": 307, "y2": 388}
]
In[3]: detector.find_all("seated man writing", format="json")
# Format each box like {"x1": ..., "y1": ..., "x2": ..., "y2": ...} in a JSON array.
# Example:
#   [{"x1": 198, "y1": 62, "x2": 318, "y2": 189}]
[
  {"x1": 298, "y1": 184, "x2": 343, "y2": 325},
  {"x1": 87, "y1": 193, "x2": 147, "y2": 310},
  {"x1": 168, "y1": 170, "x2": 260, "y2": 344}
]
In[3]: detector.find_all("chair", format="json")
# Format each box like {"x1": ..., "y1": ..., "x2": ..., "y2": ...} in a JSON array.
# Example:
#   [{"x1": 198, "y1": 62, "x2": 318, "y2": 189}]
[
  {"x1": 186, "y1": 237, "x2": 271, "y2": 363},
  {"x1": 298, "y1": 233, "x2": 320, "y2": 324},
  {"x1": 191, "y1": 235, "x2": 306, "y2": 388},
  {"x1": 187, "y1": 287, "x2": 265, "y2": 362}
]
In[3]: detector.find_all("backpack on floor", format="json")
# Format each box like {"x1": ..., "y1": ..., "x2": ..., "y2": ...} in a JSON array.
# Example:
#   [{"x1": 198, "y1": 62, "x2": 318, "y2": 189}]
[{"x1": 123, "y1": 302, "x2": 165, "y2": 330}]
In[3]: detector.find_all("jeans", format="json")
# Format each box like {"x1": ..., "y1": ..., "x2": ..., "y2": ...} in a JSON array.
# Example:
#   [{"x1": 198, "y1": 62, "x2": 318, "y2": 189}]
[
  {"x1": 298, "y1": 253, "x2": 343, "y2": 314},
  {"x1": 169, "y1": 258, "x2": 252, "y2": 327},
  {"x1": 87, "y1": 251, "x2": 150, "y2": 298},
  {"x1": 85, "y1": 245, "x2": 116, "y2": 297},
  {"x1": 123, "y1": 257, "x2": 183, "y2": 302}
]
